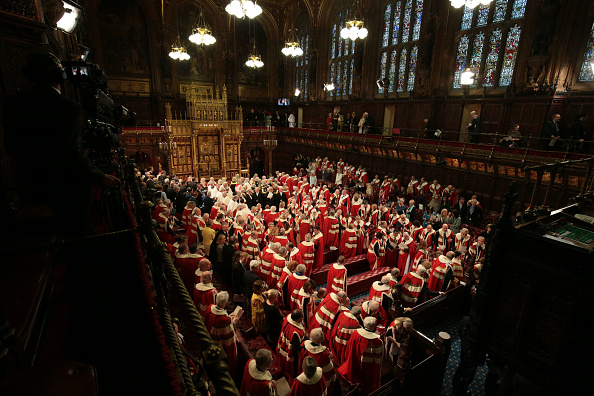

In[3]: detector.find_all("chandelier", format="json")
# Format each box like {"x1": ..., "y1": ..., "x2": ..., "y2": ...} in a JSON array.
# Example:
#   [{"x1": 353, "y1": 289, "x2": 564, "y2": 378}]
[
  {"x1": 189, "y1": 12, "x2": 216, "y2": 46},
  {"x1": 281, "y1": 28, "x2": 303, "y2": 57},
  {"x1": 169, "y1": 36, "x2": 190, "y2": 61},
  {"x1": 226, "y1": 0, "x2": 262, "y2": 19},
  {"x1": 340, "y1": 20, "x2": 368, "y2": 41},
  {"x1": 450, "y1": 0, "x2": 492, "y2": 9},
  {"x1": 246, "y1": 44, "x2": 264, "y2": 68},
  {"x1": 460, "y1": 68, "x2": 476, "y2": 85},
  {"x1": 324, "y1": 82, "x2": 335, "y2": 91}
]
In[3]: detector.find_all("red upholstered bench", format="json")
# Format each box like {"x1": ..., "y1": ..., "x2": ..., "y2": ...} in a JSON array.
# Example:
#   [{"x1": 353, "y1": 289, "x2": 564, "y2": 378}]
[
  {"x1": 346, "y1": 267, "x2": 391, "y2": 298},
  {"x1": 323, "y1": 248, "x2": 340, "y2": 265},
  {"x1": 312, "y1": 254, "x2": 370, "y2": 285}
]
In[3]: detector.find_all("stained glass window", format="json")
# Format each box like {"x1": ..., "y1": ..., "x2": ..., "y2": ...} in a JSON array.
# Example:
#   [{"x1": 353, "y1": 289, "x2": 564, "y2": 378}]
[
  {"x1": 397, "y1": 49, "x2": 407, "y2": 92},
  {"x1": 476, "y1": 4, "x2": 490, "y2": 27},
  {"x1": 402, "y1": 0, "x2": 413, "y2": 43},
  {"x1": 499, "y1": 24, "x2": 521, "y2": 86},
  {"x1": 336, "y1": 62, "x2": 342, "y2": 95},
  {"x1": 578, "y1": 22, "x2": 594, "y2": 81},
  {"x1": 379, "y1": 51, "x2": 388, "y2": 93},
  {"x1": 337, "y1": 22, "x2": 343, "y2": 57},
  {"x1": 388, "y1": 50, "x2": 397, "y2": 92},
  {"x1": 305, "y1": 35, "x2": 309, "y2": 64},
  {"x1": 511, "y1": 0, "x2": 526, "y2": 19},
  {"x1": 349, "y1": 59, "x2": 354, "y2": 94},
  {"x1": 407, "y1": 45, "x2": 418, "y2": 91},
  {"x1": 382, "y1": 4, "x2": 392, "y2": 48},
  {"x1": 343, "y1": 60, "x2": 348, "y2": 96},
  {"x1": 412, "y1": 0, "x2": 423, "y2": 41},
  {"x1": 344, "y1": 37, "x2": 350, "y2": 55},
  {"x1": 469, "y1": 32, "x2": 485, "y2": 86},
  {"x1": 331, "y1": 24, "x2": 336, "y2": 59},
  {"x1": 461, "y1": 6, "x2": 473, "y2": 30},
  {"x1": 453, "y1": 35, "x2": 469, "y2": 88},
  {"x1": 483, "y1": 29, "x2": 502, "y2": 87},
  {"x1": 351, "y1": 39, "x2": 355, "y2": 55},
  {"x1": 304, "y1": 69, "x2": 308, "y2": 99},
  {"x1": 392, "y1": 1, "x2": 401, "y2": 45},
  {"x1": 493, "y1": 0, "x2": 508, "y2": 22}
]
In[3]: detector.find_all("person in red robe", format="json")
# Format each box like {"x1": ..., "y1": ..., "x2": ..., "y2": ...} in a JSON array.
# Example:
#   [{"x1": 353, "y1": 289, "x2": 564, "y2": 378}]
[
  {"x1": 454, "y1": 228, "x2": 473, "y2": 252},
  {"x1": 433, "y1": 224, "x2": 454, "y2": 251},
  {"x1": 397, "y1": 232, "x2": 415, "y2": 275},
  {"x1": 185, "y1": 208, "x2": 204, "y2": 246},
  {"x1": 312, "y1": 226, "x2": 325, "y2": 270},
  {"x1": 323, "y1": 210, "x2": 339, "y2": 249},
  {"x1": 369, "y1": 275, "x2": 393, "y2": 306},
  {"x1": 288, "y1": 264, "x2": 310, "y2": 310},
  {"x1": 326, "y1": 255, "x2": 347, "y2": 295},
  {"x1": 385, "y1": 230, "x2": 401, "y2": 268},
  {"x1": 360, "y1": 300, "x2": 388, "y2": 329},
  {"x1": 329, "y1": 306, "x2": 361, "y2": 361},
  {"x1": 310, "y1": 291, "x2": 348, "y2": 338},
  {"x1": 271, "y1": 245, "x2": 288, "y2": 288},
  {"x1": 174, "y1": 243, "x2": 203, "y2": 296},
  {"x1": 412, "y1": 240, "x2": 428, "y2": 272},
  {"x1": 295, "y1": 234, "x2": 315, "y2": 277},
  {"x1": 367, "y1": 232, "x2": 386, "y2": 270},
  {"x1": 337, "y1": 316, "x2": 383, "y2": 395},
  {"x1": 260, "y1": 241, "x2": 276, "y2": 287},
  {"x1": 469, "y1": 236, "x2": 486, "y2": 261},
  {"x1": 240, "y1": 349, "x2": 276, "y2": 396},
  {"x1": 203, "y1": 291, "x2": 239, "y2": 376},
  {"x1": 193, "y1": 271, "x2": 218, "y2": 317},
  {"x1": 428, "y1": 251, "x2": 455, "y2": 292},
  {"x1": 298, "y1": 214, "x2": 311, "y2": 244},
  {"x1": 277, "y1": 310, "x2": 306, "y2": 378},
  {"x1": 291, "y1": 356, "x2": 327, "y2": 396},
  {"x1": 339, "y1": 223, "x2": 358, "y2": 258},
  {"x1": 353, "y1": 216, "x2": 366, "y2": 255},
  {"x1": 298, "y1": 328, "x2": 335, "y2": 395},
  {"x1": 277, "y1": 260, "x2": 298, "y2": 307},
  {"x1": 400, "y1": 266, "x2": 428, "y2": 307}
]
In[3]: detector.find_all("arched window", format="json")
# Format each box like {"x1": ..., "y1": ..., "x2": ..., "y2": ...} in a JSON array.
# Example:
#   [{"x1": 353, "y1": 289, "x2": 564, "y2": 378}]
[
  {"x1": 294, "y1": 16, "x2": 310, "y2": 99},
  {"x1": 378, "y1": 0, "x2": 423, "y2": 95},
  {"x1": 578, "y1": 21, "x2": 594, "y2": 82},
  {"x1": 452, "y1": 0, "x2": 526, "y2": 89},
  {"x1": 328, "y1": 6, "x2": 356, "y2": 98}
]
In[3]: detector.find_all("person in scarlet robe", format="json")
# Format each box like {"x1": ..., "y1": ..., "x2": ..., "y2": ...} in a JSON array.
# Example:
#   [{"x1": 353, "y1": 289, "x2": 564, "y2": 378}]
[
  {"x1": 277, "y1": 310, "x2": 306, "y2": 378},
  {"x1": 413, "y1": 240, "x2": 429, "y2": 272},
  {"x1": 312, "y1": 226, "x2": 325, "y2": 270},
  {"x1": 277, "y1": 260, "x2": 298, "y2": 307},
  {"x1": 337, "y1": 316, "x2": 383, "y2": 395},
  {"x1": 416, "y1": 177, "x2": 430, "y2": 197},
  {"x1": 203, "y1": 292, "x2": 239, "y2": 376},
  {"x1": 454, "y1": 228, "x2": 473, "y2": 252},
  {"x1": 295, "y1": 280, "x2": 319, "y2": 327},
  {"x1": 240, "y1": 349, "x2": 276, "y2": 396},
  {"x1": 338, "y1": 189, "x2": 351, "y2": 216},
  {"x1": 157, "y1": 207, "x2": 176, "y2": 244},
  {"x1": 367, "y1": 232, "x2": 386, "y2": 270},
  {"x1": 291, "y1": 356, "x2": 327, "y2": 396},
  {"x1": 397, "y1": 232, "x2": 415, "y2": 274},
  {"x1": 329, "y1": 306, "x2": 362, "y2": 361},
  {"x1": 185, "y1": 208, "x2": 204, "y2": 246},
  {"x1": 193, "y1": 271, "x2": 218, "y2": 317},
  {"x1": 369, "y1": 275, "x2": 394, "y2": 312},
  {"x1": 259, "y1": 241, "x2": 276, "y2": 287},
  {"x1": 271, "y1": 245, "x2": 288, "y2": 288},
  {"x1": 400, "y1": 266, "x2": 427, "y2": 307},
  {"x1": 385, "y1": 229, "x2": 401, "y2": 268},
  {"x1": 469, "y1": 236, "x2": 486, "y2": 261},
  {"x1": 434, "y1": 224, "x2": 454, "y2": 251},
  {"x1": 428, "y1": 251, "x2": 455, "y2": 292},
  {"x1": 326, "y1": 255, "x2": 347, "y2": 294},
  {"x1": 339, "y1": 223, "x2": 358, "y2": 258},
  {"x1": 182, "y1": 201, "x2": 196, "y2": 230},
  {"x1": 420, "y1": 224, "x2": 436, "y2": 248},
  {"x1": 429, "y1": 179, "x2": 443, "y2": 197},
  {"x1": 174, "y1": 243, "x2": 203, "y2": 296},
  {"x1": 288, "y1": 264, "x2": 310, "y2": 310},
  {"x1": 295, "y1": 234, "x2": 315, "y2": 277},
  {"x1": 442, "y1": 251, "x2": 467, "y2": 292},
  {"x1": 323, "y1": 210, "x2": 339, "y2": 248},
  {"x1": 298, "y1": 329, "x2": 335, "y2": 395},
  {"x1": 353, "y1": 216, "x2": 366, "y2": 255},
  {"x1": 241, "y1": 223, "x2": 261, "y2": 261},
  {"x1": 311, "y1": 291, "x2": 349, "y2": 338},
  {"x1": 360, "y1": 300, "x2": 388, "y2": 329},
  {"x1": 193, "y1": 258, "x2": 212, "y2": 285}
]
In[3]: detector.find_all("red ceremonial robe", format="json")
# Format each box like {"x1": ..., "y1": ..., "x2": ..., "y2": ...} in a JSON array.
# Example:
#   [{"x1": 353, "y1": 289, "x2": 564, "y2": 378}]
[
  {"x1": 239, "y1": 359, "x2": 274, "y2": 396},
  {"x1": 298, "y1": 219, "x2": 311, "y2": 243},
  {"x1": 288, "y1": 273, "x2": 309, "y2": 310},
  {"x1": 277, "y1": 314, "x2": 306, "y2": 378},
  {"x1": 397, "y1": 237, "x2": 415, "y2": 275},
  {"x1": 298, "y1": 341, "x2": 335, "y2": 395},
  {"x1": 337, "y1": 328, "x2": 383, "y2": 395},
  {"x1": 295, "y1": 241, "x2": 315, "y2": 277},
  {"x1": 400, "y1": 271, "x2": 425, "y2": 307},
  {"x1": 311, "y1": 292, "x2": 342, "y2": 338},
  {"x1": 290, "y1": 367, "x2": 327, "y2": 396},
  {"x1": 203, "y1": 304, "x2": 238, "y2": 376},
  {"x1": 329, "y1": 309, "x2": 360, "y2": 361},
  {"x1": 367, "y1": 238, "x2": 386, "y2": 270},
  {"x1": 368, "y1": 281, "x2": 391, "y2": 303},
  {"x1": 323, "y1": 216, "x2": 339, "y2": 248},
  {"x1": 428, "y1": 255, "x2": 449, "y2": 292},
  {"x1": 326, "y1": 263, "x2": 347, "y2": 295},
  {"x1": 313, "y1": 233, "x2": 325, "y2": 269},
  {"x1": 193, "y1": 283, "x2": 218, "y2": 317},
  {"x1": 360, "y1": 300, "x2": 388, "y2": 329},
  {"x1": 260, "y1": 247, "x2": 275, "y2": 287},
  {"x1": 175, "y1": 253, "x2": 202, "y2": 295},
  {"x1": 271, "y1": 253, "x2": 287, "y2": 288},
  {"x1": 339, "y1": 228, "x2": 358, "y2": 258}
]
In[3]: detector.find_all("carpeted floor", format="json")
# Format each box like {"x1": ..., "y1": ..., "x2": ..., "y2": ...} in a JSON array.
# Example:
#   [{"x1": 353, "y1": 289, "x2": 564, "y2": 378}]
[{"x1": 423, "y1": 313, "x2": 488, "y2": 396}]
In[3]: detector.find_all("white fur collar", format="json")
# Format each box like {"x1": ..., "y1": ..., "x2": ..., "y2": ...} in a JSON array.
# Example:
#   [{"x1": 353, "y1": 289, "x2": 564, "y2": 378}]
[
  {"x1": 372, "y1": 281, "x2": 390, "y2": 292},
  {"x1": 304, "y1": 340, "x2": 327, "y2": 354},
  {"x1": 195, "y1": 283, "x2": 214, "y2": 291},
  {"x1": 356, "y1": 328, "x2": 380, "y2": 340},
  {"x1": 332, "y1": 263, "x2": 346, "y2": 270},
  {"x1": 296, "y1": 367, "x2": 323, "y2": 385},
  {"x1": 248, "y1": 359, "x2": 272, "y2": 381},
  {"x1": 287, "y1": 315, "x2": 304, "y2": 330},
  {"x1": 210, "y1": 305, "x2": 228, "y2": 316}
]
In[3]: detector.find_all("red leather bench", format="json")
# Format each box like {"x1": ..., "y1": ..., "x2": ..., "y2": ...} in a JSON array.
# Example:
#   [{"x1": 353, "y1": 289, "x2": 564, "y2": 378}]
[
  {"x1": 345, "y1": 267, "x2": 391, "y2": 298},
  {"x1": 323, "y1": 247, "x2": 340, "y2": 265},
  {"x1": 311, "y1": 254, "x2": 369, "y2": 285}
]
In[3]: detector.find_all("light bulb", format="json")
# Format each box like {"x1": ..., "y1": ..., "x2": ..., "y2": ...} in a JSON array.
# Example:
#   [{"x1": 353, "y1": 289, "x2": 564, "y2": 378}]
[
  {"x1": 340, "y1": 28, "x2": 350, "y2": 39},
  {"x1": 295, "y1": 47, "x2": 303, "y2": 56},
  {"x1": 450, "y1": 0, "x2": 465, "y2": 8},
  {"x1": 358, "y1": 27, "x2": 368, "y2": 39}
]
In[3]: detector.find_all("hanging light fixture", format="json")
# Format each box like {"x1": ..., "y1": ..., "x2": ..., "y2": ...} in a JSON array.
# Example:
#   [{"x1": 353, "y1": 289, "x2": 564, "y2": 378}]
[
  {"x1": 281, "y1": 28, "x2": 304, "y2": 57},
  {"x1": 189, "y1": 12, "x2": 216, "y2": 46},
  {"x1": 226, "y1": 0, "x2": 262, "y2": 19},
  {"x1": 450, "y1": 0, "x2": 492, "y2": 9},
  {"x1": 324, "y1": 83, "x2": 335, "y2": 91},
  {"x1": 340, "y1": 0, "x2": 368, "y2": 41},
  {"x1": 294, "y1": 88, "x2": 301, "y2": 96},
  {"x1": 169, "y1": 36, "x2": 190, "y2": 61},
  {"x1": 460, "y1": 68, "x2": 475, "y2": 85},
  {"x1": 246, "y1": 44, "x2": 264, "y2": 68}
]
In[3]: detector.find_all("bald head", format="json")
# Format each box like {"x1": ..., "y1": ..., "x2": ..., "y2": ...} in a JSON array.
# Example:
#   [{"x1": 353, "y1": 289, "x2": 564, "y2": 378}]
[{"x1": 368, "y1": 300, "x2": 380, "y2": 315}]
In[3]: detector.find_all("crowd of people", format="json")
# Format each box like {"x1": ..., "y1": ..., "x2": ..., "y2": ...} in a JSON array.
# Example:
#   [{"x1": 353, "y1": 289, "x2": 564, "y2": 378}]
[
  {"x1": 141, "y1": 155, "x2": 489, "y2": 395},
  {"x1": 245, "y1": 108, "x2": 297, "y2": 128}
]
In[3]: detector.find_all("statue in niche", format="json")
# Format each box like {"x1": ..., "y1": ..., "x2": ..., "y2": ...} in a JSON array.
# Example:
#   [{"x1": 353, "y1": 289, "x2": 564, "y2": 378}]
[{"x1": 530, "y1": 0, "x2": 561, "y2": 56}]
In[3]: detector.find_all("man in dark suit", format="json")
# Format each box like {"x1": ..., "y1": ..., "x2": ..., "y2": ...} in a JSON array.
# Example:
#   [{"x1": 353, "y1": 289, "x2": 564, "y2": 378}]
[
  {"x1": 201, "y1": 191, "x2": 214, "y2": 215},
  {"x1": 221, "y1": 236, "x2": 238, "y2": 286},
  {"x1": 3, "y1": 51, "x2": 119, "y2": 236},
  {"x1": 243, "y1": 189, "x2": 255, "y2": 209},
  {"x1": 453, "y1": 197, "x2": 468, "y2": 225},
  {"x1": 243, "y1": 260, "x2": 262, "y2": 316},
  {"x1": 541, "y1": 113, "x2": 562, "y2": 151},
  {"x1": 468, "y1": 111, "x2": 481, "y2": 144},
  {"x1": 466, "y1": 199, "x2": 483, "y2": 227}
]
